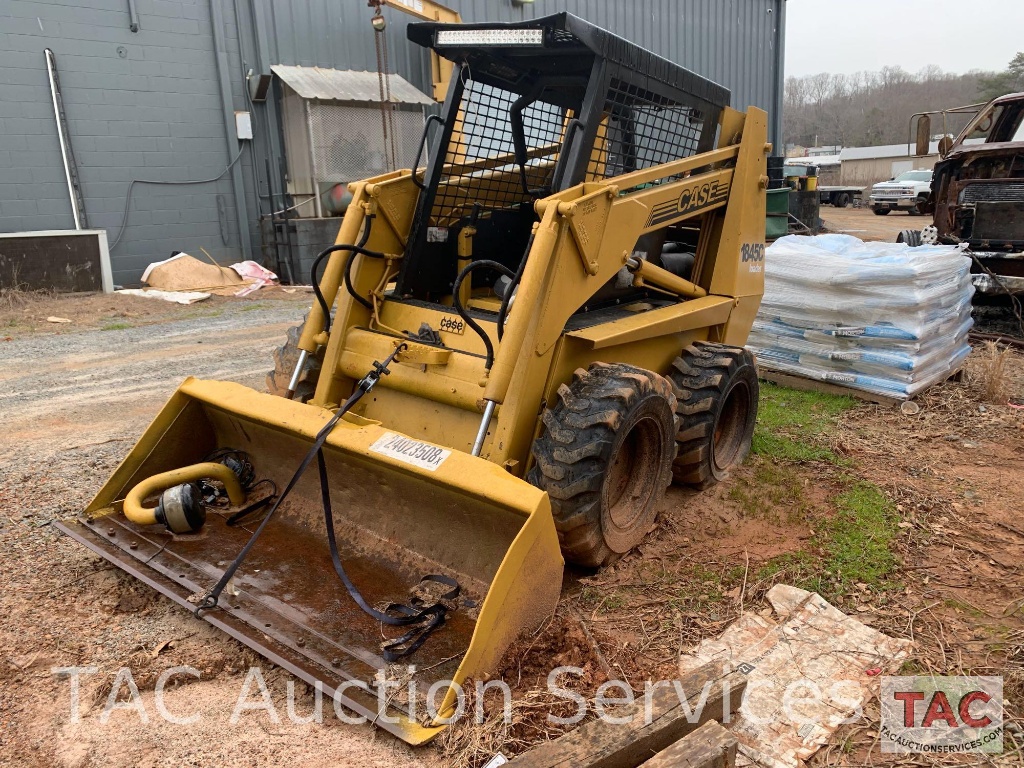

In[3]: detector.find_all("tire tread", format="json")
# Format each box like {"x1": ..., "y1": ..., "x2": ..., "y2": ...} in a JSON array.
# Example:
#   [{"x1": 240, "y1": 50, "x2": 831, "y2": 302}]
[{"x1": 528, "y1": 363, "x2": 676, "y2": 567}]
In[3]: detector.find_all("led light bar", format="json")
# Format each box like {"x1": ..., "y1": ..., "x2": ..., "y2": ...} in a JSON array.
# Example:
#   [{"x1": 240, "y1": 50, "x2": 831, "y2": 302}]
[{"x1": 435, "y1": 28, "x2": 544, "y2": 47}]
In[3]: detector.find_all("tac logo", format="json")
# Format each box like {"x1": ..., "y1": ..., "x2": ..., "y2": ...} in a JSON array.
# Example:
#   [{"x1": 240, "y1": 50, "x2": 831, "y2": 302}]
[{"x1": 880, "y1": 676, "x2": 1003, "y2": 754}]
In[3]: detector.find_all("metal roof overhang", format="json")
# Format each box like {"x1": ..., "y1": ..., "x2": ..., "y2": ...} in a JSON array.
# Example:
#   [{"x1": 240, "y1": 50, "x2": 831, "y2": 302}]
[{"x1": 270, "y1": 64, "x2": 433, "y2": 105}]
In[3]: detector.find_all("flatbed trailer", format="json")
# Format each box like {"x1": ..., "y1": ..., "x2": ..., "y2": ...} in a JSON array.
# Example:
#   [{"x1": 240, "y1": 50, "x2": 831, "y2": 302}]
[
  {"x1": 816, "y1": 185, "x2": 863, "y2": 208},
  {"x1": 784, "y1": 159, "x2": 862, "y2": 207}
]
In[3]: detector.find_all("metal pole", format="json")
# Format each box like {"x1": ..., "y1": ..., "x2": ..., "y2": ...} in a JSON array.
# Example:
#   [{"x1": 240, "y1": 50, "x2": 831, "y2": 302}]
[
  {"x1": 45, "y1": 49, "x2": 82, "y2": 230},
  {"x1": 306, "y1": 101, "x2": 324, "y2": 219},
  {"x1": 209, "y1": 0, "x2": 253, "y2": 260},
  {"x1": 284, "y1": 349, "x2": 309, "y2": 400},
  {"x1": 471, "y1": 400, "x2": 496, "y2": 457},
  {"x1": 126, "y1": 0, "x2": 140, "y2": 32}
]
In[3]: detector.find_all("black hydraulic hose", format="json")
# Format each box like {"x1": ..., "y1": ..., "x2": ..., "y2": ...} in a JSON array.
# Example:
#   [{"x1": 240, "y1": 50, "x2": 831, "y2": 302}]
[
  {"x1": 310, "y1": 244, "x2": 384, "y2": 323},
  {"x1": 308, "y1": 217, "x2": 381, "y2": 330},
  {"x1": 318, "y1": 451, "x2": 459, "y2": 661},
  {"x1": 496, "y1": 234, "x2": 534, "y2": 342},
  {"x1": 339, "y1": 251, "x2": 374, "y2": 311},
  {"x1": 451, "y1": 260, "x2": 515, "y2": 370},
  {"x1": 341, "y1": 214, "x2": 377, "y2": 311}
]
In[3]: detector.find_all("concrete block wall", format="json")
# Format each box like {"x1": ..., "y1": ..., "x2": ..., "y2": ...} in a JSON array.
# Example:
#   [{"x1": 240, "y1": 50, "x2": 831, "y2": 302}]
[{"x1": 0, "y1": 0, "x2": 253, "y2": 287}]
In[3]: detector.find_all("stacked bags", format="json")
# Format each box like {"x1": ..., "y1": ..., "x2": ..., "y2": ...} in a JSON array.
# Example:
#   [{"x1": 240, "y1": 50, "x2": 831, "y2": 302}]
[{"x1": 748, "y1": 234, "x2": 973, "y2": 399}]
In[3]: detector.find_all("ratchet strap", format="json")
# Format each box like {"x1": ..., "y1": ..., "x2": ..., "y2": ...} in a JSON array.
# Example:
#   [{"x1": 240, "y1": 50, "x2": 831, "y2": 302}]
[
  {"x1": 196, "y1": 344, "x2": 459, "y2": 661},
  {"x1": 317, "y1": 450, "x2": 459, "y2": 661}
]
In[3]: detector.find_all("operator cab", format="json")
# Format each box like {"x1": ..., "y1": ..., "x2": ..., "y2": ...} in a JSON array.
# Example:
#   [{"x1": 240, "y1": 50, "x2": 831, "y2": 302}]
[{"x1": 394, "y1": 14, "x2": 728, "y2": 318}]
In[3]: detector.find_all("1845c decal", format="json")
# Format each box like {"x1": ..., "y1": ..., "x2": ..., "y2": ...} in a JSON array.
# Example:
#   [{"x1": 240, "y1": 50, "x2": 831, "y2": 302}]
[
  {"x1": 741, "y1": 242, "x2": 765, "y2": 262},
  {"x1": 741, "y1": 242, "x2": 765, "y2": 272},
  {"x1": 646, "y1": 178, "x2": 731, "y2": 227}
]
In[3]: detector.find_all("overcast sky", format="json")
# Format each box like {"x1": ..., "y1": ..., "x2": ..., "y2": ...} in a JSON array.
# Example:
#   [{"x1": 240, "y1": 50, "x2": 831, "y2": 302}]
[{"x1": 785, "y1": 0, "x2": 1024, "y2": 78}]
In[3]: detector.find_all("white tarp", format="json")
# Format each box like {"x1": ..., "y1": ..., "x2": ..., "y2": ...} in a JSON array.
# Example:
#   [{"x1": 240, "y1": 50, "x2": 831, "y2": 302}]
[
  {"x1": 116, "y1": 288, "x2": 210, "y2": 305},
  {"x1": 679, "y1": 585, "x2": 914, "y2": 768}
]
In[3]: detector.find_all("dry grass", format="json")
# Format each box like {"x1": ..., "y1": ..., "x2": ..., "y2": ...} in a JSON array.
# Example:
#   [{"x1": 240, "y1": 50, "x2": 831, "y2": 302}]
[
  {"x1": 1, "y1": 266, "x2": 56, "y2": 312},
  {"x1": 0, "y1": 287, "x2": 29, "y2": 311},
  {"x1": 968, "y1": 341, "x2": 1017, "y2": 404},
  {"x1": 1, "y1": 266, "x2": 31, "y2": 310},
  {"x1": 436, "y1": 686, "x2": 569, "y2": 767}
]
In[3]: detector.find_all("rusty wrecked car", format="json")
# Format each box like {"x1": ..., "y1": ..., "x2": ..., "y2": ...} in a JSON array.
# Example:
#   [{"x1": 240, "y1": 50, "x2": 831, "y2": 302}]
[{"x1": 901, "y1": 92, "x2": 1024, "y2": 298}]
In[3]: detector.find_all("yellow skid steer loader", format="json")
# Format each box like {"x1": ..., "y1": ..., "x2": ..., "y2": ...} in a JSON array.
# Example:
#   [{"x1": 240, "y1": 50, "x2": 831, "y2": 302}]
[{"x1": 58, "y1": 13, "x2": 768, "y2": 744}]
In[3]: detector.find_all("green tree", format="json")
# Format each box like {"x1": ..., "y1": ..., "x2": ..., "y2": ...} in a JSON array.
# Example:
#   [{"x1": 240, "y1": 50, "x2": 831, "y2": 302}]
[{"x1": 979, "y1": 52, "x2": 1024, "y2": 100}]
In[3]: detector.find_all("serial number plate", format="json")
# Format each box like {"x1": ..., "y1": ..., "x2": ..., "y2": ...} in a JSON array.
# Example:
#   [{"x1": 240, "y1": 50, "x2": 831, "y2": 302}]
[
  {"x1": 369, "y1": 433, "x2": 451, "y2": 472},
  {"x1": 439, "y1": 315, "x2": 465, "y2": 335}
]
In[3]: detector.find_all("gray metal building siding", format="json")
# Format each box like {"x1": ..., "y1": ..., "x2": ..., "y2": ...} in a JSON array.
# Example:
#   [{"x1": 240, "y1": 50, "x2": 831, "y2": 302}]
[
  {"x1": 0, "y1": 0, "x2": 784, "y2": 286},
  {"x1": 259, "y1": 0, "x2": 785, "y2": 146}
]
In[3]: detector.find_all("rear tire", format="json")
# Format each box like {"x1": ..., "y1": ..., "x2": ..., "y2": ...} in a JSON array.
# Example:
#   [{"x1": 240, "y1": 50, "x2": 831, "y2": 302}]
[
  {"x1": 266, "y1": 314, "x2": 323, "y2": 403},
  {"x1": 528, "y1": 363, "x2": 677, "y2": 568},
  {"x1": 834, "y1": 192, "x2": 851, "y2": 208},
  {"x1": 897, "y1": 229, "x2": 922, "y2": 247},
  {"x1": 669, "y1": 342, "x2": 759, "y2": 490}
]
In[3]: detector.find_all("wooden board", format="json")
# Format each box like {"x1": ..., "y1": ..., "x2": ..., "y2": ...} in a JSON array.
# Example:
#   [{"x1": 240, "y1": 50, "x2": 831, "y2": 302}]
[
  {"x1": 507, "y1": 663, "x2": 746, "y2": 768},
  {"x1": 759, "y1": 370, "x2": 902, "y2": 407},
  {"x1": 760, "y1": 368, "x2": 965, "y2": 407},
  {"x1": 640, "y1": 720, "x2": 736, "y2": 768}
]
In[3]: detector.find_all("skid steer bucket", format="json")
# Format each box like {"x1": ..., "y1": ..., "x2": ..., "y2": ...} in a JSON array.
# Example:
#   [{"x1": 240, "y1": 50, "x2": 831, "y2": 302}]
[{"x1": 56, "y1": 378, "x2": 563, "y2": 744}]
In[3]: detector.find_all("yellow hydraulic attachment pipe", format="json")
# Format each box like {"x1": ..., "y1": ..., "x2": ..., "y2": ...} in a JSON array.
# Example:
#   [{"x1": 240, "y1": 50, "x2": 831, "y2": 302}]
[{"x1": 124, "y1": 462, "x2": 246, "y2": 533}]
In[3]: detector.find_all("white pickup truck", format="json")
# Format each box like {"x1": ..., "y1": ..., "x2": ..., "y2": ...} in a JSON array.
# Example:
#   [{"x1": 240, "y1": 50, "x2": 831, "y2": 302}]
[{"x1": 868, "y1": 169, "x2": 933, "y2": 215}]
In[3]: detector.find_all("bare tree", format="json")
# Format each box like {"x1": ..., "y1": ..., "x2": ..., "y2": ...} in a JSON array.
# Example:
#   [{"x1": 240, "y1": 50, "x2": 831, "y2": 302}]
[{"x1": 784, "y1": 65, "x2": 994, "y2": 150}]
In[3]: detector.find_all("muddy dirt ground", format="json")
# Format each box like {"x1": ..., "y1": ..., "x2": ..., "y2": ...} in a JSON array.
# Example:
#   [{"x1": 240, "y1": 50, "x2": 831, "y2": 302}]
[{"x1": 2, "y1": 289, "x2": 1024, "y2": 767}]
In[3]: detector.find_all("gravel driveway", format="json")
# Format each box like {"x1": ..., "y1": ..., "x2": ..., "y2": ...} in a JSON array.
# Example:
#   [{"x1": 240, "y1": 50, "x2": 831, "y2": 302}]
[{"x1": 0, "y1": 297, "x2": 433, "y2": 768}]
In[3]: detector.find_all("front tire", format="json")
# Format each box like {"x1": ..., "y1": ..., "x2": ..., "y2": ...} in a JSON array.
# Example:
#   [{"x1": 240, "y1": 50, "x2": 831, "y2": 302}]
[
  {"x1": 873, "y1": 208, "x2": 891, "y2": 216},
  {"x1": 669, "y1": 342, "x2": 759, "y2": 489},
  {"x1": 528, "y1": 363, "x2": 677, "y2": 568}
]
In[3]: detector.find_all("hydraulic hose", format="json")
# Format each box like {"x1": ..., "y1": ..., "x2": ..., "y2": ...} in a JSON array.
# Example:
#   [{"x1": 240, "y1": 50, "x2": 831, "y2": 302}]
[
  {"x1": 451, "y1": 260, "x2": 516, "y2": 371},
  {"x1": 341, "y1": 214, "x2": 378, "y2": 311},
  {"x1": 308, "y1": 216, "x2": 379, "y2": 330}
]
